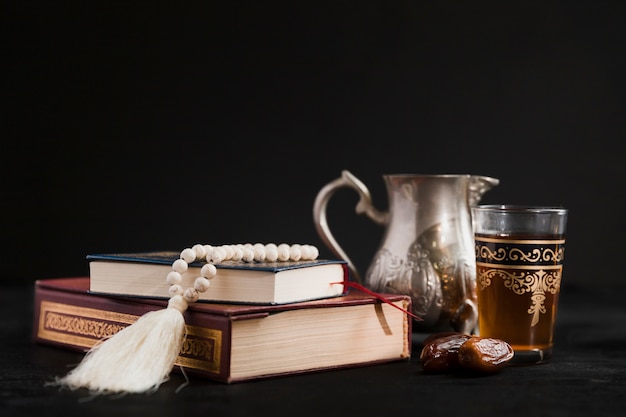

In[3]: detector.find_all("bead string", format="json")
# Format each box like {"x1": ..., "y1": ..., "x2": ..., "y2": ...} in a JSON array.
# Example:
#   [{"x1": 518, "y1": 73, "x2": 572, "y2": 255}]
[{"x1": 165, "y1": 243, "x2": 320, "y2": 303}]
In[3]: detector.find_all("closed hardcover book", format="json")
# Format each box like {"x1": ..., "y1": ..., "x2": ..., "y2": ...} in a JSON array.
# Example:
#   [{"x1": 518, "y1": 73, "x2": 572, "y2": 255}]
[
  {"x1": 33, "y1": 277, "x2": 412, "y2": 383},
  {"x1": 87, "y1": 251, "x2": 349, "y2": 305}
]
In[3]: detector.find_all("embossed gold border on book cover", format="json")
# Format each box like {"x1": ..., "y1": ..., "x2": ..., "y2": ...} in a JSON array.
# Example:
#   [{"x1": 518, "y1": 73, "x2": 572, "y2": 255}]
[{"x1": 38, "y1": 301, "x2": 222, "y2": 373}]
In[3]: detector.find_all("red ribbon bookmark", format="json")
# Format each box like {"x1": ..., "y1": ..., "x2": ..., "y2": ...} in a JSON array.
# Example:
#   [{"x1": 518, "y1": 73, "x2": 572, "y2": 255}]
[{"x1": 332, "y1": 281, "x2": 422, "y2": 321}]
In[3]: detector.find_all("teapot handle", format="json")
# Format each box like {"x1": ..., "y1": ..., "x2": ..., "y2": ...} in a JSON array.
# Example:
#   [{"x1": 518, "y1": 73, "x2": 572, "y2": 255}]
[{"x1": 313, "y1": 170, "x2": 387, "y2": 284}]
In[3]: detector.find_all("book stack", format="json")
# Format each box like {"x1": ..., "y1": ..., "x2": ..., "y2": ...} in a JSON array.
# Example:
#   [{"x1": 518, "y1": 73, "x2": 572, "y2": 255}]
[{"x1": 32, "y1": 251, "x2": 413, "y2": 383}]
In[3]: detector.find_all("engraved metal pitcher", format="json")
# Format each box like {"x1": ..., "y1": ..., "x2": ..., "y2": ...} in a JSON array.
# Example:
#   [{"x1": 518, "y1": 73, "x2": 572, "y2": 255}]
[{"x1": 313, "y1": 170, "x2": 499, "y2": 333}]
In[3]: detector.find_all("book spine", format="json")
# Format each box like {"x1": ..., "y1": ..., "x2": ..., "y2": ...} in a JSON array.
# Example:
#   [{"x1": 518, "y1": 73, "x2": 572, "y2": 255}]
[{"x1": 32, "y1": 284, "x2": 233, "y2": 383}]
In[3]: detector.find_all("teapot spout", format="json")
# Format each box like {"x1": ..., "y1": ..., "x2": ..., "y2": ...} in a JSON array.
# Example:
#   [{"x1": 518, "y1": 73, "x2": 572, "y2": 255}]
[{"x1": 468, "y1": 176, "x2": 500, "y2": 206}]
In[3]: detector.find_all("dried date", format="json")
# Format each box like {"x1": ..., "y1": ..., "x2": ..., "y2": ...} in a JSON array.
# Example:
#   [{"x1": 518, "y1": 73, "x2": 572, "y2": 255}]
[
  {"x1": 420, "y1": 333, "x2": 514, "y2": 374},
  {"x1": 457, "y1": 337, "x2": 514, "y2": 373},
  {"x1": 420, "y1": 333, "x2": 474, "y2": 373}
]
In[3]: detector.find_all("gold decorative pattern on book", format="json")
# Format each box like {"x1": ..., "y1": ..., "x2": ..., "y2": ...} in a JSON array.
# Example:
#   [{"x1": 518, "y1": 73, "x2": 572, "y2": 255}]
[{"x1": 37, "y1": 301, "x2": 222, "y2": 373}]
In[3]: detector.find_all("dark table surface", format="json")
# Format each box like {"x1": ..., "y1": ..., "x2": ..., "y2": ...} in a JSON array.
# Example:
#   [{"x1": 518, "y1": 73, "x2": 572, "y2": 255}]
[{"x1": 2, "y1": 281, "x2": 625, "y2": 417}]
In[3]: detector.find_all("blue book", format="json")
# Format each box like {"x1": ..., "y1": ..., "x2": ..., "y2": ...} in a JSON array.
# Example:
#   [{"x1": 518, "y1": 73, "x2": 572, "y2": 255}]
[{"x1": 87, "y1": 251, "x2": 349, "y2": 305}]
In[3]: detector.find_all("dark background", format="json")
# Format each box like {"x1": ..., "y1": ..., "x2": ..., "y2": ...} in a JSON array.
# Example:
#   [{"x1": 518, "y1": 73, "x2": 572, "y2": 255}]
[{"x1": 2, "y1": 1, "x2": 624, "y2": 289}]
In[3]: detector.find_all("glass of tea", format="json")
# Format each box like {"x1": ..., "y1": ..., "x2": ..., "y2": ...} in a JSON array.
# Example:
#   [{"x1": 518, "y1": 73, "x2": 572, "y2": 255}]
[{"x1": 471, "y1": 205, "x2": 568, "y2": 364}]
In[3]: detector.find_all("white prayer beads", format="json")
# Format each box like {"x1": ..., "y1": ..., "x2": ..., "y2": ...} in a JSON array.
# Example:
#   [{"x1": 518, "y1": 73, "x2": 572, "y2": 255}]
[{"x1": 167, "y1": 243, "x2": 320, "y2": 303}]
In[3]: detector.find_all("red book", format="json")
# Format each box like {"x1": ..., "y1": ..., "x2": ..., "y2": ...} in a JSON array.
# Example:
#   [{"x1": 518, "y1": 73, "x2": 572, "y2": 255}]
[{"x1": 33, "y1": 277, "x2": 412, "y2": 383}]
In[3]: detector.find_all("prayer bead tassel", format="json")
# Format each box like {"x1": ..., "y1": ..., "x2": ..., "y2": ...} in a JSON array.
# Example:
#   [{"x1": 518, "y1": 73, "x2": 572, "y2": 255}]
[{"x1": 54, "y1": 295, "x2": 188, "y2": 394}]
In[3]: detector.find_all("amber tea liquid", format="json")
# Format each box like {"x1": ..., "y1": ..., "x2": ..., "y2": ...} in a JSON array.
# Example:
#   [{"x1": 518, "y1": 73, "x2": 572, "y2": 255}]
[{"x1": 475, "y1": 233, "x2": 565, "y2": 363}]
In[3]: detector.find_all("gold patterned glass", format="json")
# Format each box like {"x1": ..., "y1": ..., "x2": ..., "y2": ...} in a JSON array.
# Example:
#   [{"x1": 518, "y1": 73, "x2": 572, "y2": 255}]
[{"x1": 472, "y1": 205, "x2": 568, "y2": 364}]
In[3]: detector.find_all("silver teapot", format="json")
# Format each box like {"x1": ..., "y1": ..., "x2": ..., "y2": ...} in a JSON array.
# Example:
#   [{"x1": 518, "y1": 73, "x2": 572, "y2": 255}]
[{"x1": 313, "y1": 170, "x2": 499, "y2": 333}]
